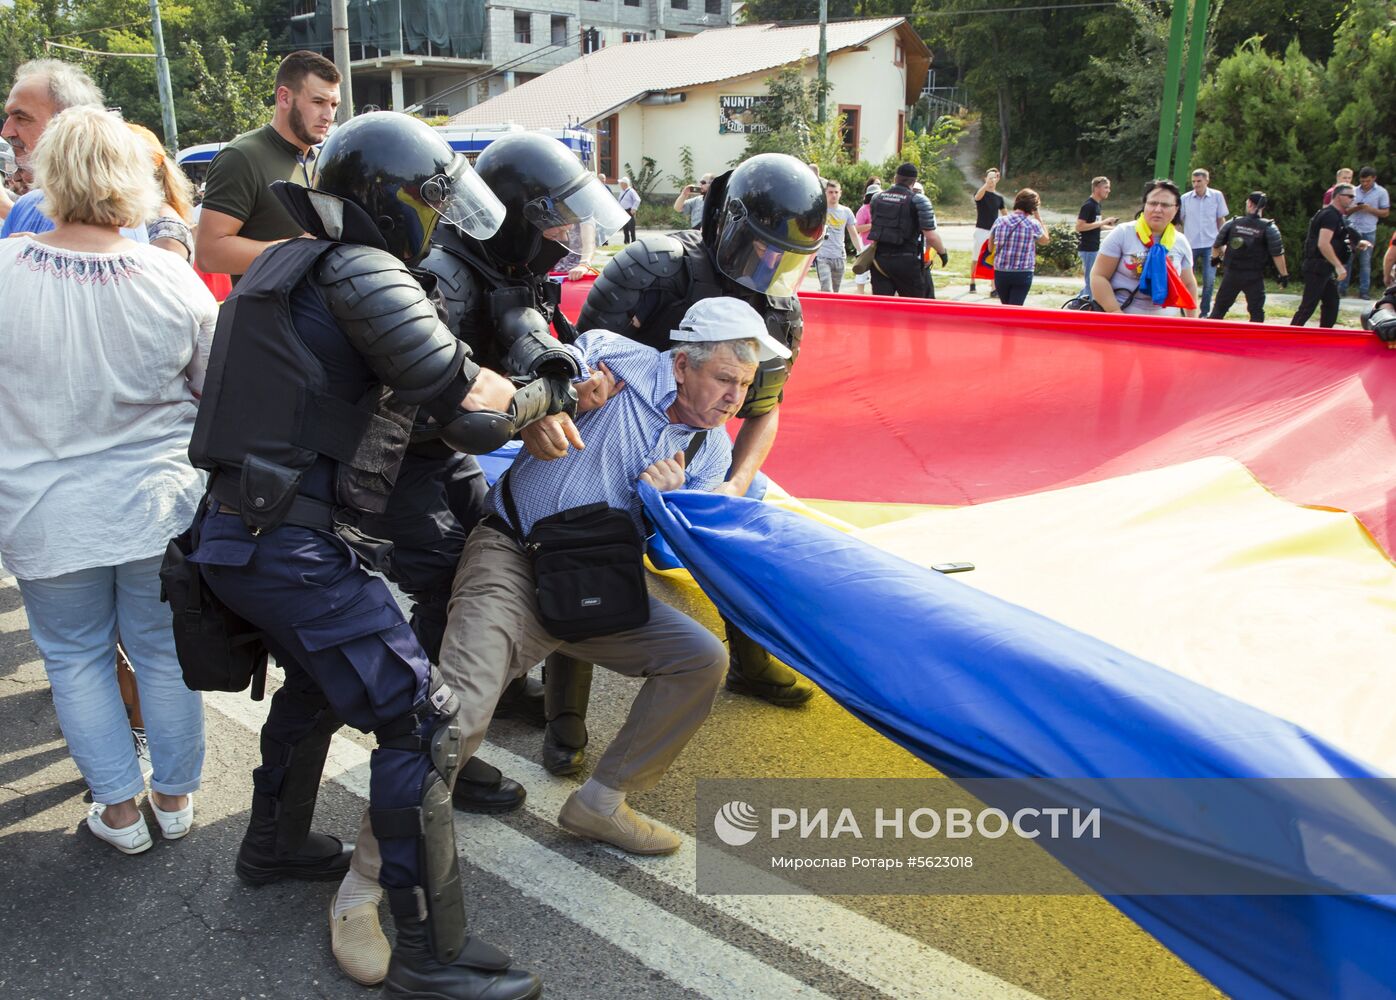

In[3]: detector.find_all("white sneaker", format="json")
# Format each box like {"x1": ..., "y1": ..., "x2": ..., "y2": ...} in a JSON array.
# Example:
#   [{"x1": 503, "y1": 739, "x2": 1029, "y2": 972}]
[
  {"x1": 87, "y1": 803, "x2": 153, "y2": 855},
  {"x1": 150, "y1": 793, "x2": 194, "y2": 840}
]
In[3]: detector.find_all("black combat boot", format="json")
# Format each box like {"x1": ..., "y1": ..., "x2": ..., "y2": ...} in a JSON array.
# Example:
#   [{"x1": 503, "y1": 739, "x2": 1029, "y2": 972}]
[
  {"x1": 235, "y1": 712, "x2": 353, "y2": 885},
  {"x1": 382, "y1": 915, "x2": 542, "y2": 1000},
  {"x1": 492, "y1": 675, "x2": 546, "y2": 728},
  {"x1": 542, "y1": 654, "x2": 592, "y2": 776},
  {"x1": 451, "y1": 756, "x2": 525, "y2": 814},
  {"x1": 723, "y1": 619, "x2": 815, "y2": 707}
]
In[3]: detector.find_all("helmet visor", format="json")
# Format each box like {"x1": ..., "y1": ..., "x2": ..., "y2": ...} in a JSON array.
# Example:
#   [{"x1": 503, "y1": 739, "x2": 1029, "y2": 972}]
[
  {"x1": 421, "y1": 155, "x2": 506, "y2": 240},
  {"x1": 714, "y1": 214, "x2": 816, "y2": 298},
  {"x1": 522, "y1": 174, "x2": 631, "y2": 253}
]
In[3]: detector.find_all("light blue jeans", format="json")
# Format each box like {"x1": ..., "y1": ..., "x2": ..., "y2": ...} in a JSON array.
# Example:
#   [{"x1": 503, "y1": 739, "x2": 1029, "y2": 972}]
[
  {"x1": 1338, "y1": 244, "x2": 1374, "y2": 298},
  {"x1": 1079, "y1": 251, "x2": 1098, "y2": 296},
  {"x1": 1194, "y1": 253, "x2": 1217, "y2": 315},
  {"x1": 18, "y1": 554, "x2": 205, "y2": 804}
]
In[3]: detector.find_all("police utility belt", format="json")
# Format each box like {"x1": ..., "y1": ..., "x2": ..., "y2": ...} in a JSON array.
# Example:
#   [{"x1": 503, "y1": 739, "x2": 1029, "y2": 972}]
[{"x1": 496, "y1": 473, "x2": 649, "y2": 641}]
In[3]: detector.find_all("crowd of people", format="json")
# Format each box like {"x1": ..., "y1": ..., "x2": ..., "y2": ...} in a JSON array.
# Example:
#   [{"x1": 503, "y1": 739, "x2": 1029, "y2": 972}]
[
  {"x1": 0, "y1": 51, "x2": 834, "y2": 1000},
  {"x1": 4, "y1": 48, "x2": 1396, "y2": 1000},
  {"x1": 706, "y1": 156, "x2": 1385, "y2": 328}
]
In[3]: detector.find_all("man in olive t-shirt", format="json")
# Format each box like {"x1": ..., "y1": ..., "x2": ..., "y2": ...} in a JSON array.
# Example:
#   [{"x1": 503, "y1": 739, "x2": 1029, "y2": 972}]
[{"x1": 195, "y1": 50, "x2": 341, "y2": 282}]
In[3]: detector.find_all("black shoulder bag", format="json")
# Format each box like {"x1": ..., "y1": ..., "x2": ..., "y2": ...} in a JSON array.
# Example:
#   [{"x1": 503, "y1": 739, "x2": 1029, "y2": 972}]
[
  {"x1": 500, "y1": 474, "x2": 650, "y2": 641},
  {"x1": 496, "y1": 432, "x2": 708, "y2": 641}
]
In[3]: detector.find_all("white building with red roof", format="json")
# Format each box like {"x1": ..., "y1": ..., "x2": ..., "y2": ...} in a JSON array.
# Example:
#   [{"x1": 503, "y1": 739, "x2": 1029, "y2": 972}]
[{"x1": 448, "y1": 18, "x2": 931, "y2": 186}]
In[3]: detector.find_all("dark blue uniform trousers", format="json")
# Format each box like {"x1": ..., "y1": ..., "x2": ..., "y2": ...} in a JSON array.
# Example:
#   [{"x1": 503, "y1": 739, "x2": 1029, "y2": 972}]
[
  {"x1": 190, "y1": 505, "x2": 440, "y2": 892},
  {"x1": 357, "y1": 449, "x2": 486, "y2": 662}
]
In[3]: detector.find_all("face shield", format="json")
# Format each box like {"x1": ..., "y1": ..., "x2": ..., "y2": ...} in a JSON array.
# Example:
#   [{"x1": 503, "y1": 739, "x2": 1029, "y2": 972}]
[
  {"x1": 522, "y1": 173, "x2": 631, "y2": 254},
  {"x1": 420, "y1": 155, "x2": 507, "y2": 240},
  {"x1": 714, "y1": 203, "x2": 819, "y2": 298}
]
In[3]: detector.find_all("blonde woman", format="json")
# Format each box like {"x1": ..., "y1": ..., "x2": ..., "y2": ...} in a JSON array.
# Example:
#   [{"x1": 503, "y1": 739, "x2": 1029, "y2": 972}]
[
  {"x1": 0, "y1": 106, "x2": 215, "y2": 854},
  {"x1": 128, "y1": 123, "x2": 197, "y2": 261}
]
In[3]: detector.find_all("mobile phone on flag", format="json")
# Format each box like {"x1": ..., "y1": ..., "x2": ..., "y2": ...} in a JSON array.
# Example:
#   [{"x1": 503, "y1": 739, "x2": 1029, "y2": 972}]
[{"x1": 932, "y1": 562, "x2": 975, "y2": 574}]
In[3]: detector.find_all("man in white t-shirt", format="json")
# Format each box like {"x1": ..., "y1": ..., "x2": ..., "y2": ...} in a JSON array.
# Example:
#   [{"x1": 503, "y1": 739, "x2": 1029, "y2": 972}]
[
  {"x1": 815, "y1": 179, "x2": 863, "y2": 293},
  {"x1": 616, "y1": 175, "x2": 641, "y2": 244}
]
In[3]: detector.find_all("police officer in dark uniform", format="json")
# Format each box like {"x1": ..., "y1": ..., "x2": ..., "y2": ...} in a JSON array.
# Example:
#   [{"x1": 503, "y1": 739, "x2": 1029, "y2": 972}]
[
  {"x1": 185, "y1": 112, "x2": 560, "y2": 999},
  {"x1": 867, "y1": 162, "x2": 945, "y2": 298},
  {"x1": 1208, "y1": 192, "x2": 1289, "y2": 323},
  {"x1": 352, "y1": 131, "x2": 624, "y2": 817},
  {"x1": 532, "y1": 153, "x2": 823, "y2": 777},
  {"x1": 411, "y1": 129, "x2": 629, "y2": 790}
]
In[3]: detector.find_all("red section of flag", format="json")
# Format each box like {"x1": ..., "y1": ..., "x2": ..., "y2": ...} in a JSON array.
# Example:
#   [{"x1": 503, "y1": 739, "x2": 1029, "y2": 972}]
[
  {"x1": 563, "y1": 278, "x2": 1396, "y2": 558},
  {"x1": 973, "y1": 241, "x2": 995, "y2": 281}
]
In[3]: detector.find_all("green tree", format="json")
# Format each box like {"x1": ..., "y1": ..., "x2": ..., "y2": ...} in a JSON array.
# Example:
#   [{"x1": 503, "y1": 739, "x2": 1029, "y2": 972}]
[
  {"x1": 1324, "y1": 0, "x2": 1396, "y2": 172},
  {"x1": 736, "y1": 64, "x2": 831, "y2": 163},
  {"x1": 182, "y1": 36, "x2": 278, "y2": 143},
  {"x1": 1193, "y1": 38, "x2": 1332, "y2": 254}
]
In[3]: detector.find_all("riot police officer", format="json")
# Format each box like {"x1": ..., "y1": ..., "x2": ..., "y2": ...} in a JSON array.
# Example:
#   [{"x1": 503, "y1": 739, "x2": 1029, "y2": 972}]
[
  {"x1": 326, "y1": 129, "x2": 630, "y2": 988},
  {"x1": 1363, "y1": 285, "x2": 1396, "y2": 343},
  {"x1": 351, "y1": 133, "x2": 625, "y2": 822},
  {"x1": 1209, "y1": 192, "x2": 1289, "y2": 322},
  {"x1": 542, "y1": 152, "x2": 824, "y2": 777},
  {"x1": 185, "y1": 112, "x2": 558, "y2": 999},
  {"x1": 866, "y1": 163, "x2": 945, "y2": 298}
]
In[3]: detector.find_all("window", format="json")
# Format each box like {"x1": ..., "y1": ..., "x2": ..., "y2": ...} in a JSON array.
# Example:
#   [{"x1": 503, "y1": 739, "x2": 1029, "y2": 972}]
[
  {"x1": 551, "y1": 14, "x2": 568, "y2": 45},
  {"x1": 624, "y1": 0, "x2": 640, "y2": 6},
  {"x1": 514, "y1": 12, "x2": 531, "y2": 44},
  {"x1": 580, "y1": 27, "x2": 601, "y2": 53},
  {"x1": 290, "y1": 0, "x2": 316, "y2": 21},
  {"x1": 705, "y1": 0, "x2": 722, "y2": 13},
  {"x1": 838, "y1": 104, "x2": 860, "y2": 161},
  {"x1": 672, "y1": 0, "x2": 688, "y2": 8},
  {"x1": 894, "y1": 41, "x2": 905, "y2": 67},
  {"x1": 622, "y1": 30, "x2": 646, "y2": 42},
  {"x1": 597, "y1": 114, "x2": 619, "y2": 182}
]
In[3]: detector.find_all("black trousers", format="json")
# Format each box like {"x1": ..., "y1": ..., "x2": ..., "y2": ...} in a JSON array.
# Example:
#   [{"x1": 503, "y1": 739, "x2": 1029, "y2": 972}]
[
  {"x1": 622, "y1": 215, "x2": 636, "y2": 244},
  {"x1": 1209, "y1": 270, "x2": 1266, "y2": 323},
  {"x1": 871, "y1": 251, "x2": 931, "y2": 298},
  {"x1": 1291, "y1": 263, "x2": 1339, "y2": 328}
]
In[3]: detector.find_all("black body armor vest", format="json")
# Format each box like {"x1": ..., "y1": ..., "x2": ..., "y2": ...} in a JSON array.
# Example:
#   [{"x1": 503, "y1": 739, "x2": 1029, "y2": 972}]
[
  {"x1": 189, "y1": 239, "x2": 416, "y2": 526},
  {"x1": 1223, "y1": 215, "x2": 1273, "y2": 274},
  {"x1": 868, "y1": 188, "x2": 918, "y2": 250}
]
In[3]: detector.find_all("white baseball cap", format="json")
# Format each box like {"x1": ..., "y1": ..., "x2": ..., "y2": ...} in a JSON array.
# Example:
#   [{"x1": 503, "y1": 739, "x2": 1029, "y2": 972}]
[{"x1": 669, "y1": 297, "x2": 792, "y2": 362}]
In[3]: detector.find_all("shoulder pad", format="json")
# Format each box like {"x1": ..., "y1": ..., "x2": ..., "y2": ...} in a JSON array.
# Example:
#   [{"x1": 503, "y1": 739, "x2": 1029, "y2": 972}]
[
  {"x1": 615, "y1": 235, "x2": 688, "y2": 281},
  {"x1": 316, "y1": 244, "x2": 473, "y2": 405},
  {"x1": 419, "y1": 244, "x2": 487, "y2": 336},
  {"x1": 578, "y1": 235, "x2": 691, "y2": 334}
]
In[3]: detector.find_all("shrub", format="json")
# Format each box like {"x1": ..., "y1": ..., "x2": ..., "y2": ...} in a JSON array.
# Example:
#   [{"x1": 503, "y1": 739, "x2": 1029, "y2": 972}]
[
  {"x1": 1036, "y1": 222, "x2": 1082, "y2": 275},
  {"x1": 637, "y1": 199, "x2": 685, "y2": 231}
]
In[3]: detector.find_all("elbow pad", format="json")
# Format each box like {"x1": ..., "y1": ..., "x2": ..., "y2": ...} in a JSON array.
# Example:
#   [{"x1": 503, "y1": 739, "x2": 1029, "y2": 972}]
[
  {"x1": 1363, "y1": 304, "x2": 1396, "y2": 343},
  {"x1": 437, "y1": 375, "x2": 579, "y2": 455},
  {"x1": 495, "y1": 305, "x2": 581, "y2": 381},
  {"x1": 316, "y1": 244, "x2": 476, "y2": 407}
]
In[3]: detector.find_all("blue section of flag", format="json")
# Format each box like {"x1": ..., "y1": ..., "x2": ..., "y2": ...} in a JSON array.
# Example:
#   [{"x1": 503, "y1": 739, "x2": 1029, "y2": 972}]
[{"x1": 638, "y1": 484, "x2": 1396, "y2": 999}]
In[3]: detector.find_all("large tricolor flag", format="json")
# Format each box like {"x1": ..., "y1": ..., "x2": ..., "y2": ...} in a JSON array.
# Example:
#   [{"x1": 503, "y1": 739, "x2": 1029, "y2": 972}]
[{"x1": 558, "y1": 281, "x2": 1396, "y2": 998}]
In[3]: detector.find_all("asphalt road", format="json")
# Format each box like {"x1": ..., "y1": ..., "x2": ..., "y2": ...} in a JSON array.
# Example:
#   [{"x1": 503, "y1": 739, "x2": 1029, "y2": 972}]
[{"x1": 0, "y1": 562, "x2": 1224, "y2": 1000}]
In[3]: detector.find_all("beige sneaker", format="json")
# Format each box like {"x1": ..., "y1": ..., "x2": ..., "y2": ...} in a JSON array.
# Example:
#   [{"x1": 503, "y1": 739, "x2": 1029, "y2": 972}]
[
  {"x1": 329, "y1": 898, "x2": 390, "y2": 987},
  {"x1": 558, "y1": 791, "x2": 681, "y2": 855}
]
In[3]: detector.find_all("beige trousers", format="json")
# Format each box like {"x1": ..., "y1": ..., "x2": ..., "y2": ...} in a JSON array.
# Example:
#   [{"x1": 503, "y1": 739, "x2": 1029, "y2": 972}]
[{"x1": 351, "y1": 525, "x2": 727, "y2": 879}]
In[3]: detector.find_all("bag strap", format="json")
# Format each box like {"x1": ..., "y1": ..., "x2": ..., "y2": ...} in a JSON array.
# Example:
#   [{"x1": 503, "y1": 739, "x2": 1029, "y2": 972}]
[
  {"x1": 499, "y1": 470, "x2": 525, "y2": 543},
  {"x1": 683, "y1": 431, "x2": 707, "y2": 466}
]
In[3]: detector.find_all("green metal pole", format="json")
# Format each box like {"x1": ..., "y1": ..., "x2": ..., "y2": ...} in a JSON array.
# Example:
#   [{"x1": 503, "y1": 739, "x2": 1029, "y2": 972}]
[
  {"x1": 1154, "y1": 0, "x2": 1189, "y2": 178},
  {"x1": 1171, "y1": 0, "x2": 1210, "y2": 185},
  {"x1": 148, "y1": 0, "x2": 178, "y2": 153},
  {"x1": 817, "y1": 0, "x2": 828, "y2": 125}
]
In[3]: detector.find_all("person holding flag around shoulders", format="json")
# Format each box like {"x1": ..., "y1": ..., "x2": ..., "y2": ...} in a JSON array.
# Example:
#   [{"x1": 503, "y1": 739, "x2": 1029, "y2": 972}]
[{"x1": 1090, "y1": 178, "x2": 1200, "y2": 316}]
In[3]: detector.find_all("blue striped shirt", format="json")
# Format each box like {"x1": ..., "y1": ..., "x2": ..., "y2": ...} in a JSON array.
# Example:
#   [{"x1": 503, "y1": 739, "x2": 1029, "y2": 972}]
[{"x1": 490, "y1": 330, "x2": 732, "y2": 537}]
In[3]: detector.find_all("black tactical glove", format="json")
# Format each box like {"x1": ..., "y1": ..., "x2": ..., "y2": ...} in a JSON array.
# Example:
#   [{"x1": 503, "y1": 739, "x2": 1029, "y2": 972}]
[
  {"x1": 1362, "y1": 304, "x2": 1396, "y2": 344},
  {"x1": 937, "y1": 250, "x2": 949, "y2": 268},
  {"x1": 1277, "y1": 274, "x2": 1289, "y2": 290}
]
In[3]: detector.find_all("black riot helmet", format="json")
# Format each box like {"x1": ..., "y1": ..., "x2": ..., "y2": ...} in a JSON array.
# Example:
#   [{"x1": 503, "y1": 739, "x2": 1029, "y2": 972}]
[
  {"x1": 310, "y1": 112, "x2": 505, "y2": 264},
  {"x1": 710, "y1": 153, "x2": 825, "y2": 298},
  {"x1": 473, "y1": 131, "x2": 629, "y2": 271}
]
